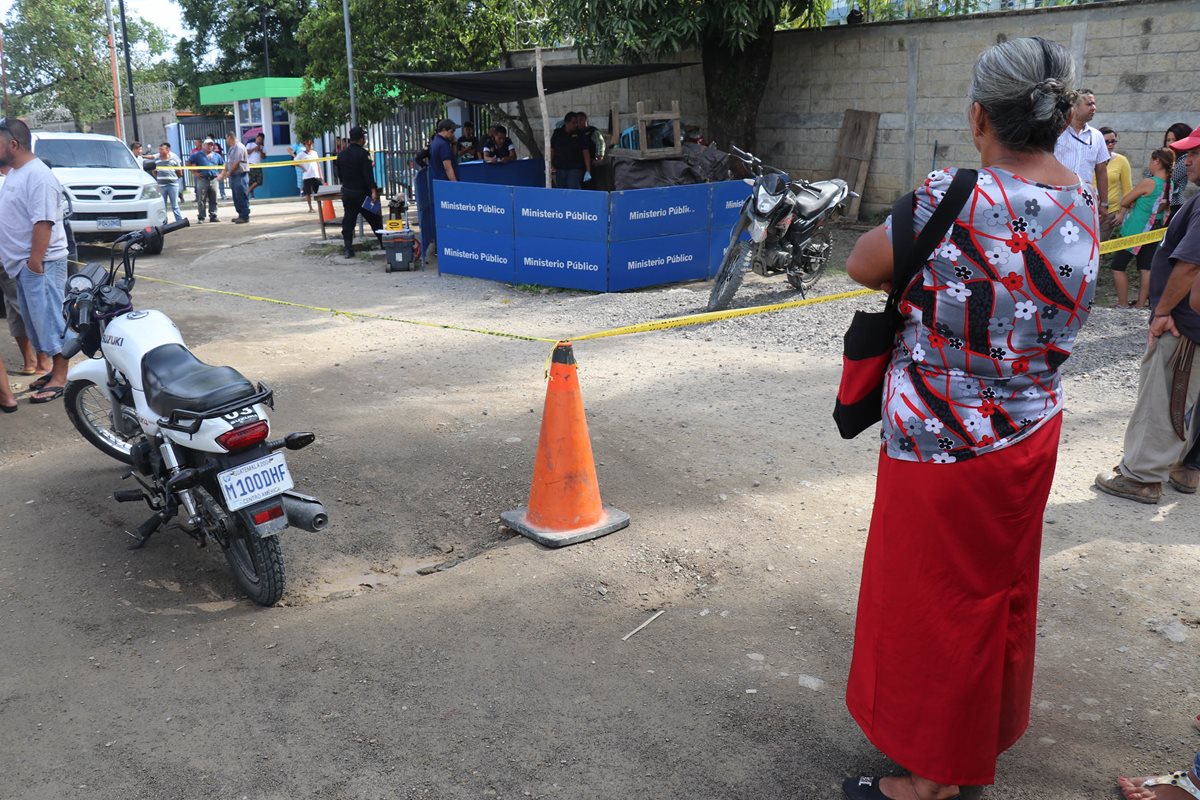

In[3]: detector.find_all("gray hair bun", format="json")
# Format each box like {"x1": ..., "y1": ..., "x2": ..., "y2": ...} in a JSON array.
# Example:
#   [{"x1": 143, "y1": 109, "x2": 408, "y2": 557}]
[{"x1": 970, "y1": 38, "x2": 1078, "y2": 152}]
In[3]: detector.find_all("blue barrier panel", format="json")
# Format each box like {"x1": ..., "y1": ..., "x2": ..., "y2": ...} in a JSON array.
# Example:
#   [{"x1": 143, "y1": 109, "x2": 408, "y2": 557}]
[
  {"x1": 438, "y1": 230, "x2": 516, "y2": 282},
  {"x1": 609, "y1": 184, "x2": 710, "y2": 241},
  {"x1": 514, "y1": 186, "x2": 609, "y2": 242},
  {"x1": 707, "y1": 228, "x2": 752, "y2": 279},
  {"x1": 432, "y1": 180, "x2": 513, "y2": 234},
  {"x1": 514, "y1": 236, "x2": 608, "y2": 291},
  {"x1": 609, "y1": 232, "x2": 710, "y2": 291},
  {"x1": 459, "y1": 159, "x2": 544, "y2": 187},
  {"x1": 711, "y1": 180, "x2": 752, "y2": 228}
]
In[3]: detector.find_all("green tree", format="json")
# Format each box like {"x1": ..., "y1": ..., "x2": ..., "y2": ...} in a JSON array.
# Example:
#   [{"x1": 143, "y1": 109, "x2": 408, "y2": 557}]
[
  {"x1": 556, "y1": 0, "x2": 827, "y2": 152},
  {"x1": 3, "y1": 0, "x2": 169, "y2": 130},
  {"x1": 291, "y1": 0, "x2": 558, "y2": 156},
  {"x1": 173, "y1": 0, "x2": 314, "y2": 111}
]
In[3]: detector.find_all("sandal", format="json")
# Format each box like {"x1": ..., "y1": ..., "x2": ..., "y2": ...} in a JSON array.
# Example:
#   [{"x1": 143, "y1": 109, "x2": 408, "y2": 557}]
[
  {"x1": 1, "y1": 401, "x2": 16, "y2": 413},
  {"x1": 7, "y1": 367, "x2": 37, "y2": 376},
  {"x1": 1135, "y1": 771, "x2": 1200, "y2": 800},
  {"x1": 29, "y1": 385, "x2": 64, "y2": 404},
  {"x1": 843, "y1": 776, "x2": 959, "y2": 800},
  {"x1": 29, "y1": 372, "x2": 54, "y2": 391}
]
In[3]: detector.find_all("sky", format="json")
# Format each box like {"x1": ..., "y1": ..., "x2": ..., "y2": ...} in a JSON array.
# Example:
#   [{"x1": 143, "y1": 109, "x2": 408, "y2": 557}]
[{"x1": 1, "y1": 0, "x2": 190, "y2": 46}]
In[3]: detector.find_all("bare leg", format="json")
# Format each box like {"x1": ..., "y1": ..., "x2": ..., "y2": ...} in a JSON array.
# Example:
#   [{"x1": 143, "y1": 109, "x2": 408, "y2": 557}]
[
  {"x1": 1113, "y1": 270, "x2": 1130, "y2": 307},
  {"x1": 0, "y1": 352, "x2": 16, "y2": 409},
  {"x1": 1136, "y1": 269, "x2": 1151, "y2": 308},
  {"x1": 30, "y1": 354, "x2": 70, "y2": 402},
  {"x1": 15, "y1": 334, "x2": 37, "y2": 372}
]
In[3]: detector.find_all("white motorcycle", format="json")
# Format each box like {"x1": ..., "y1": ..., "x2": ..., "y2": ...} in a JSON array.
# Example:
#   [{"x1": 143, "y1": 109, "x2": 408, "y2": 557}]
[{"x1": 61, "y1": 221, "x2": 328, "y2": 606}]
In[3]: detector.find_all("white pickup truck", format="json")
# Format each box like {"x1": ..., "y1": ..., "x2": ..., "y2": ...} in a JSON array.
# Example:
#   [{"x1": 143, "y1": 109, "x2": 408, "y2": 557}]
[{"x1": 32, "y1": 131, "x2": 168, "y2": 254}]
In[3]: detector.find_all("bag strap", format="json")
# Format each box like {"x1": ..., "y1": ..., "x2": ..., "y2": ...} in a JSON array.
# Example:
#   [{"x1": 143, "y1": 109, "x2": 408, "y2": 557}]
[{"x1": 889, "y1": 168, "x2": 978, "y2": 304}]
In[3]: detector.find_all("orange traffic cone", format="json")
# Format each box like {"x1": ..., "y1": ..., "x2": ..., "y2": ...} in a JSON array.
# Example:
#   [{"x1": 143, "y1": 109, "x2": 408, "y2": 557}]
[
  {"x1": 320, "y1": 198, "x2": 337, "y2": 221},
  {"x1": 501, "y1": 341, "x2": 630, "y2": 548}
]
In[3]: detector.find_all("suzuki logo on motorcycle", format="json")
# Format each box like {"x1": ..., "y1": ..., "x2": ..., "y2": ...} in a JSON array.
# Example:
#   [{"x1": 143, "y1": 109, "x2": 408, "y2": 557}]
[
  {"x1": 223, "y1": 407, "x2": 260, "y2": 426},
  {"x1": 102, "y1": 333, "x2": 124, "y2": 346}
]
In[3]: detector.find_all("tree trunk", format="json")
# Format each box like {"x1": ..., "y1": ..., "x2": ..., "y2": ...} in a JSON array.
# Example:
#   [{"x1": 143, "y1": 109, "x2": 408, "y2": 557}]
[{"x1": 701, "y1": 17, "x2": 775, "y2": 154}]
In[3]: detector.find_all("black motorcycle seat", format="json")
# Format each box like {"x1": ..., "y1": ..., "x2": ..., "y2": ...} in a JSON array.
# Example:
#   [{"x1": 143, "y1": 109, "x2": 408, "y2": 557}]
[
  {"x1": 792, "y1": 179, "x2": 847, "y2": 218},
  {"x1": 142, "y1": 343, "x2": 257, "y2": 417}
]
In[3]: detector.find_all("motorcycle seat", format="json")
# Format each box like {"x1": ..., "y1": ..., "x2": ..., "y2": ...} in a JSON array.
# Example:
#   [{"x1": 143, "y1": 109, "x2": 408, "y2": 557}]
[
  {"x1": 792, "y1": 179, "x2": 847, "y2": 219},
  {"x1": 142, "y1": 343, "x2": 257, "y2": 418}
]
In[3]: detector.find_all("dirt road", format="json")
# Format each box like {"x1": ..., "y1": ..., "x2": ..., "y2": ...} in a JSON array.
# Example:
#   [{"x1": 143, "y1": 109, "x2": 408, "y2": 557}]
[{"x1": 1, "y1": 201, "x2": 1195, "y2": 799}]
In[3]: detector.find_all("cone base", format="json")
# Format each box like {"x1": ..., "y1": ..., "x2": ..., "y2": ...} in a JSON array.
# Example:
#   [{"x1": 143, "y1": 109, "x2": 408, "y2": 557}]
[{"x1": 500, "y1": 506, "x2": 630, "y2": 548}]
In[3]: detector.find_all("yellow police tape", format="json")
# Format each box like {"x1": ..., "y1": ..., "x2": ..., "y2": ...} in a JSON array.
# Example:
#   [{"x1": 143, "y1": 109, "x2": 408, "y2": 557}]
[
  {"x1": 135, "y1": 275, "x2": 559, "y2": 343},
  {"x1": 128, "y1": 226, "x2": 1164, "y2": 346},
  {"x1": 175, "y1": 155, "x2": 337, "y2": 172},
  {"x1": 1099, "y1": 226, "x2": 1165, "y2": 254}
]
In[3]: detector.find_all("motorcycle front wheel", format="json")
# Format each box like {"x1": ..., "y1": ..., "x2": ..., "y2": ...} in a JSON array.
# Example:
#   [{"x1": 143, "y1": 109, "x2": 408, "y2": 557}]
[
  {"x1": 65, "y1": 380, "x2": 144, "y2": 465},
  {"x1": 707, "y1": 235, "x2": 753, "y2": 312}
]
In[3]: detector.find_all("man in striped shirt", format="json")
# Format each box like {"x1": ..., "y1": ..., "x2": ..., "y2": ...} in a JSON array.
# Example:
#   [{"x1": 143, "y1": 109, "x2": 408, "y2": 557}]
[{"x1": 1054, "y1": 89, "x2": 1110, "y2": 226}]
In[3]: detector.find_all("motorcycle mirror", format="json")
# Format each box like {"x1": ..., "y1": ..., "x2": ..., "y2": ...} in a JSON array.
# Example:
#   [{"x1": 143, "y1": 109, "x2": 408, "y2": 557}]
[{"x1": 284, "y1": 432, "x2": 316, "y2": 451}]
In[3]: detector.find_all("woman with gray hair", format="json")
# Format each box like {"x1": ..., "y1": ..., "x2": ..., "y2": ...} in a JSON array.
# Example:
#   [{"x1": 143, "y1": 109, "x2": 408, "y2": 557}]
[{"x1": 840, "y1": 37, "x2": 1097, "y2": 800}]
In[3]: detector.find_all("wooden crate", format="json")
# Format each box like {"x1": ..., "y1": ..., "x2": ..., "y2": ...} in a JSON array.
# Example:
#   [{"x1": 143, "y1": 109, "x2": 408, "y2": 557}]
[{"x1": 607, "y1": 100, "x2": 682, "y2": 161}]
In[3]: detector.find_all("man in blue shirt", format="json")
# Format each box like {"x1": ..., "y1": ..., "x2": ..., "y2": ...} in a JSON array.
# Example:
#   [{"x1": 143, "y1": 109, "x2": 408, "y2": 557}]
[
  {"x1": 429, "y1": 119, "x2": 459, "y2": 183},
  {"x1": 187, "y1": 138, "x2": 220, "y2": 223}
]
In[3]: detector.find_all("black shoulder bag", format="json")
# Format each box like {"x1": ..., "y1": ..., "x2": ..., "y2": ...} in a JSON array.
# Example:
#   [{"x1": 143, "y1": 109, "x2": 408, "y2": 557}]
[{"x1": 833, "y1": 168, "x2": 977, "y2": 440}]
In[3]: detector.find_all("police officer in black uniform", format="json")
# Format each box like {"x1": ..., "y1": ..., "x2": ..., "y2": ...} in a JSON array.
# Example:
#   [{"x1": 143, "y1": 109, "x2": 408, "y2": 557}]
[{"x1": 335, "y1": 126, "x2": 384, "y2": 259}]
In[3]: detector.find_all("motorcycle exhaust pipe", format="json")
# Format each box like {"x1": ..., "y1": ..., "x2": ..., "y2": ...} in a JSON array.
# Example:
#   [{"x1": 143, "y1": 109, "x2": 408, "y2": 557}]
[{"x1": 281, "y1": 491, "x2": 329, "y2": 532}]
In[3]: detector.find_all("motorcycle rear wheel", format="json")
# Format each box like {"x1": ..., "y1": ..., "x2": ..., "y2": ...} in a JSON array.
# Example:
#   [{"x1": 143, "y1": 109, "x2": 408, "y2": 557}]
[
  {"x1": 707, "y1": 240, "x2": 752, "y2": 312},
  {"x1": 65, "y1": 380, "x2": 144, "y2": 465},
  {"x1": 787, "y1": 228, "x2": 832, "y2": 293},
  {"x1": 225, "y1": 524, "x2": 285, "y2": 607}
]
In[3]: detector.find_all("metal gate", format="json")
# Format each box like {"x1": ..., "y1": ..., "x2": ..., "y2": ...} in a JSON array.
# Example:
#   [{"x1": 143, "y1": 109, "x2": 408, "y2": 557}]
[{"x1": 326, "y1": 101, "x2": 490, "y2": 200}]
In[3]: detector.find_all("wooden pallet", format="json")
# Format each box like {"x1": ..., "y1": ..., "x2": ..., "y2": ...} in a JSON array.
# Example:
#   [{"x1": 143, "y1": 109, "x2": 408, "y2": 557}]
[
  {"x1": 831, "y1": 109, "x2": 879, "y2": 222},
  {"x1": 607, "y1": 100, "x2": 682, "y2": 160}
]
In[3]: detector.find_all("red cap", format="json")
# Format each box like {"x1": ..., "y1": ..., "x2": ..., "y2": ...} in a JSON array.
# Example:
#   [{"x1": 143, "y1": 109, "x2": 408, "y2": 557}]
[{"x1": 1168, "y1": 125, "x2": 1200, "y2": 152}]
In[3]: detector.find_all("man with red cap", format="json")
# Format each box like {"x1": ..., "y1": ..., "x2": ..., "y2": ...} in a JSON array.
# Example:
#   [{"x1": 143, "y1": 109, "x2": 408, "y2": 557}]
[{"x1": 1097, "y1": 124, "x2": 1200, "y2": 503}]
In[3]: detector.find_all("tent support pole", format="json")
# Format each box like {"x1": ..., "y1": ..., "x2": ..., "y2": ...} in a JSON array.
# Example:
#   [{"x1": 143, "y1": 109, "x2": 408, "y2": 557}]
[{"x1": 535, "y1": 46, "x2": 551, "y2": 189}]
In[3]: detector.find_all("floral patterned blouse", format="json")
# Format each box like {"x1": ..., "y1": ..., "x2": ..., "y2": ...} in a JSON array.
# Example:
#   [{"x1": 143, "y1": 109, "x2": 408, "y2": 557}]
[{"x1": 882, "y1": 167, "x2": 1097, "y2": 463}]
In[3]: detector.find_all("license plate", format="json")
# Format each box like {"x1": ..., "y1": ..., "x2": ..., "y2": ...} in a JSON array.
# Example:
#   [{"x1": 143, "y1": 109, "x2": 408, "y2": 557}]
[
  {"x1": 97, "y1": 217, "x2": 122, "y2": 230},
  {"x1": 217, "y1": 452, "x2": 294, "y2": 512}
]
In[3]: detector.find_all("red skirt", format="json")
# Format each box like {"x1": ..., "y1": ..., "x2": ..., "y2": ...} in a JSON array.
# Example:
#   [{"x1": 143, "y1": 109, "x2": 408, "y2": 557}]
[{"x1": 846, "y1": 414, "x2": 1062, "y2": 786}]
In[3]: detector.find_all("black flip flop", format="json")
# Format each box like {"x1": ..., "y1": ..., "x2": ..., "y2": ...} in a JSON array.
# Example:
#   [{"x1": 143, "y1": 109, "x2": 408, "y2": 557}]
[
  {"x1": 29, "y1": 385, "x2": 65, "y2": 404},
  {"x1": 843, "y1": 776, "x2": 959, "y2": 800},
  {"x1": 1, "y1": 401, "x2": 16, "y2": 413},
  {"x1": 29, "y1": 372, "x2": 54, "y2": 391}
]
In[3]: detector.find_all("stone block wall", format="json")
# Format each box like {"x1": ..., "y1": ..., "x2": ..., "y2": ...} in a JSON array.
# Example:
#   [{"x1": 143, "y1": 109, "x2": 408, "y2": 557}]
[{"x1": 510, "y1": 0, "x2": 1197, "y2": 216}]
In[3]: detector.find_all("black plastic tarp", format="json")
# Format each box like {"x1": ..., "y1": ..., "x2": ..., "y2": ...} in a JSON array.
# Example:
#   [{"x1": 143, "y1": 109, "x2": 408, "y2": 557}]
[{"x1": 388, "y1": 63, "x2": 698, "y2": 105}]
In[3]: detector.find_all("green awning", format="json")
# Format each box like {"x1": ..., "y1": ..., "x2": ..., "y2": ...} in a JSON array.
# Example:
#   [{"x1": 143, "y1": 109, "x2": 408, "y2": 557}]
[{"x1": 199, "y1": 77, "x2": 306, "y2": 105}]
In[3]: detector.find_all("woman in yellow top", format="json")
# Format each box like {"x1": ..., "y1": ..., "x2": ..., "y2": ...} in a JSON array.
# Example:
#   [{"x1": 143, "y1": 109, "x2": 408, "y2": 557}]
[{"x1": 1101, "y1": 126, "x2": 1132, "y2": 240}]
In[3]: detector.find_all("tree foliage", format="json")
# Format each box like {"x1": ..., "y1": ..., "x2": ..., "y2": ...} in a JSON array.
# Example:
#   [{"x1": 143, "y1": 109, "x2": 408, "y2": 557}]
[
  {"x1": 554, "y1": 0, "x2": 826, "y2": 151},
  {"x1": 3, "y1": 0, "x2": 169, "y2": 130},
  {"x1": 291, "y1": 0, "x2": 560, "y2": 150},
  {"x1": 173, "y1": 0, "x2": 313, "y2": 111}
]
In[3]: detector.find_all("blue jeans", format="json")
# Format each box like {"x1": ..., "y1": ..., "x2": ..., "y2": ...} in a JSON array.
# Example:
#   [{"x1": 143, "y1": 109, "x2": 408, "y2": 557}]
[
  {"x1": 161, "y1": 181, "x2": 183, "y2": 222},
  {"x1": 230, "y1": 172, "x2": 250, "y2": 220},
  {"x1": 15, "y1": 258, "x2": 67, "y2": 356}
]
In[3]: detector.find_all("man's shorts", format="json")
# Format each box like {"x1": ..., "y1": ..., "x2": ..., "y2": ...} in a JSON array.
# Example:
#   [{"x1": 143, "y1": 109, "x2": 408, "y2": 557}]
[
  {"x1": 15, "y1": 258, "x2": 67, "y2": 356},
  {"x1": 249, "y1": 167, "x2": 264, "y2": 188},
  {"x1": 0, "y1": 270, "x2": 27, "y2": 339},
  {"x1": 303, "y1": 177, "x2": 321, "y2": 196}
]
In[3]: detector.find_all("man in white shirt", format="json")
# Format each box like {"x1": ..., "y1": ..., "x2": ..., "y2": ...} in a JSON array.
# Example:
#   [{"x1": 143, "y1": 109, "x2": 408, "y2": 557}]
[
  {"x1": 1054, "y1": 89, "x2": 1110, "y2": 224},
  {"x1": 296, "y1": 139, "x2": 323, "y2": 212},
  {"x1": 246, "y1": 132, "x2": 265, "y2": 197},
  {"x1": 0, "y1": 117, "x2": 71, "y2": 404}
]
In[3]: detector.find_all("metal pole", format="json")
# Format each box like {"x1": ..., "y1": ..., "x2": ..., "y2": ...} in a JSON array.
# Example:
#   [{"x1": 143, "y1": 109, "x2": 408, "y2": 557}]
[
  {"x1": 116, "y1": 0, "x2": 139, "y2": 142},
  {"x1": 104, "y1": 0, "x2": 125, "y2": 139},
  {"x1": 535, "y1": 46, "x2": 551, "y2": 189},
  {"x1": 261, "y1": 9, "x2": 270, "y2": 77},
  {"x1": 0, "y1": 28, "x2": 9, "y2": 117},
  {"x1": 341, "y1": 0, "x2": 356, "y2": 126}
]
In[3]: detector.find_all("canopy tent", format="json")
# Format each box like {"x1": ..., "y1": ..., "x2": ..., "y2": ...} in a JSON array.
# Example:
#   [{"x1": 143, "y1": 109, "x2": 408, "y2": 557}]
[{"x1": 387, "y1": 63, "x2": 698, "y2": 105}]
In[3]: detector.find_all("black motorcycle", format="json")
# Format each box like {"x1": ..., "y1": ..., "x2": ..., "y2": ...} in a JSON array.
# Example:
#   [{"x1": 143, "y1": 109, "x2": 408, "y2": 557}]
[{"x1": 708, "y1": 146, "x2": 853, "y2": 311}]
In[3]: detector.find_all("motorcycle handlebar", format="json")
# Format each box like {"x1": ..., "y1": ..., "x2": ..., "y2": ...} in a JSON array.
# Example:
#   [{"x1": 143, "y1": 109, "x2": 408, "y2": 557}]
[
  {"x1": 160, "y1": 219, "x2": 190, "y2": 235},
  {"x1": 60, "y1": 332, "x2": 83, "y2": 359}
]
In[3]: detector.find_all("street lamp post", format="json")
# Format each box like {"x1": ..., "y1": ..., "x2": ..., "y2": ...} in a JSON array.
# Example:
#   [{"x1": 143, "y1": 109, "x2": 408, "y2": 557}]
[
  {"x1": 116, "y1": 0, "x2": 139, "y2": 142},
  {"x1": 341, "y1": 0, "x2": 356, "y2": 127}
]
